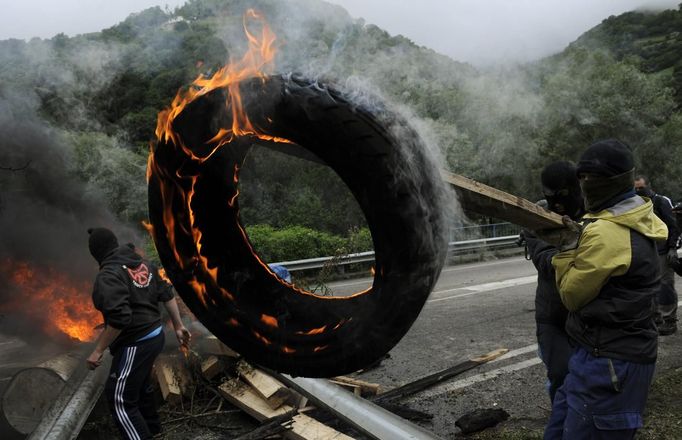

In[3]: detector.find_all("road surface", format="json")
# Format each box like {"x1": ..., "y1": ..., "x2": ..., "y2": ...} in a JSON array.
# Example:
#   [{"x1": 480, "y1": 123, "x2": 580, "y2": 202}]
[{"x1": 328, "y1": 255, "x2": 682, "y2": 438}]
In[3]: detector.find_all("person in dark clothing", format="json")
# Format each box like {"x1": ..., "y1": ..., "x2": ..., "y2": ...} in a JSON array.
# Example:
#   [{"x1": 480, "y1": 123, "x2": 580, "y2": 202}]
[
  {"x1": 85, "y1": 228, "x2": 191, "y2": 440},
  {"x1": 525, "y1": 161, "x2": 584, "y2": 403},
  {"x1": 539, "y1": 140, "x2": 667, "y2": 439},
  {"x1": 634, "y1": 175, "x2": 679, "y2": 335}
]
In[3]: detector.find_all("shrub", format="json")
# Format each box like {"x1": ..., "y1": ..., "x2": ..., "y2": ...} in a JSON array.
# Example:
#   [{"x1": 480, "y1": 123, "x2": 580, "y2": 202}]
[{"x1": 244, "y1": 225, "x2": 372, "y2": 262}]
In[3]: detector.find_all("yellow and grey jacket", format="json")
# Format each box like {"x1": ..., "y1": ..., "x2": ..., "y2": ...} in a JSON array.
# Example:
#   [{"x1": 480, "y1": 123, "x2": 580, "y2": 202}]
[{"x1": 552, "y1": 196, "x2": 668, "y2": 363}]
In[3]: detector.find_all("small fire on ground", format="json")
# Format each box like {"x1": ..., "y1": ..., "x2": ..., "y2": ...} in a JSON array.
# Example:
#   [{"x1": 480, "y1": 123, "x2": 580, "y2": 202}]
[{"x1": 0, "y1": 259, "x2": 100, "y2": 342}]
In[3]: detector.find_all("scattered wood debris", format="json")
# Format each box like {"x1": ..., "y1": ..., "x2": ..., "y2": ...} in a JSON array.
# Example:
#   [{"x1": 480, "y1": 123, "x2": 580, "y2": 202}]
[
  {"x1": 330, "y1": 376, "x2": 381, "y2": 397},
  {"x1": 373, "y1": 348, "x2": 508, "y2": 403},
  {"x1": 149, "y1": 331, "x2": 508, "y2": 440},
  {"x1": 155, "y1": 354, "x2": 192, "y2": 402},
  {"x1": 151, "y1": 334, "x2": 357, "y2": 439},
  {"x1": 237, "y1": 360, "x2": 291, "y2": 409}
]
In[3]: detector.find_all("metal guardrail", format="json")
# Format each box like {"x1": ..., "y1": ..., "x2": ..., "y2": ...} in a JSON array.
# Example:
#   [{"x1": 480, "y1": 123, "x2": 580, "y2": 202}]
[{"x1": 275, "y1": 235, "x2": 520, "y2": 272}]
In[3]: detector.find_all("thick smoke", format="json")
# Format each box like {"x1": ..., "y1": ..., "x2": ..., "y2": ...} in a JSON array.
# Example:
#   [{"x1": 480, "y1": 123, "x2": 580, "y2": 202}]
[
  {"x1": 0, "y1": 87, "x2": 137, "y2": 345},
  {"x1": 207, "y1": 0, "x2": 466, "y2": 240}
]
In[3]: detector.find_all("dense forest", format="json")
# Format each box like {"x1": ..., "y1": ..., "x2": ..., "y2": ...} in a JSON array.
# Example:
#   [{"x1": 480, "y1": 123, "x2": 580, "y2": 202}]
[{"x1": 1, "y1": 0, "x2": 682, "y2": 261}]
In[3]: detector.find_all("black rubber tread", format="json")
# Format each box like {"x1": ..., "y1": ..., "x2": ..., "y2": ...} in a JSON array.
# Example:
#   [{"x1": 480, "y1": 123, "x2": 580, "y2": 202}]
[{"x1": 148, "y1": 74, "x2": 448, "y2": 377}]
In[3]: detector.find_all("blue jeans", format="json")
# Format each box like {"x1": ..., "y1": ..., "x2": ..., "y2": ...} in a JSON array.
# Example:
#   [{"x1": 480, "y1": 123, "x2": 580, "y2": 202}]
[{"x1": 544, "y1": 347, "x2": 654, "y2": 440}]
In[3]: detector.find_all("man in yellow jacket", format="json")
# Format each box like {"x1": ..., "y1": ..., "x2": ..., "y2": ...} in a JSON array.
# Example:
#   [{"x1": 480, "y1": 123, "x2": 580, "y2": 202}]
[{"x1": 543, "y1": 140, "x2": 668, "y2": 439}]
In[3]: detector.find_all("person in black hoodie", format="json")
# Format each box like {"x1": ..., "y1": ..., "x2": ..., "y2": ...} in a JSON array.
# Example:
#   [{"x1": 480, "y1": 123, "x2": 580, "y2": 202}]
[
  {"x1": 85, "y1": 228, "x2": 191, "y2": 440},
  {"x1": 525, "y1": 161, "x2": 584, "y2": 403}
]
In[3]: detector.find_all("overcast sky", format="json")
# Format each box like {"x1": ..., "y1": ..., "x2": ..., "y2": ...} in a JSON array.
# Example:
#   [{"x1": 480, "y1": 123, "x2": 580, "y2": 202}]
[{"x1": 0, "y1": 0, "x2": 678, "y2": 65}]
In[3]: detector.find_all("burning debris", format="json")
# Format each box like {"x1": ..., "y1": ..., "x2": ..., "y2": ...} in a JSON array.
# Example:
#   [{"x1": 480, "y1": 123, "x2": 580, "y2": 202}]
[
  {"x1": 0, "y1": 88, "x2": 136, "y2": 346},
  {"x1": 147, "y1": 10, "x2": 449, "y2": 377},
  {"x1": 0, "y1": 260, "x2": 100, "y2": 342}
]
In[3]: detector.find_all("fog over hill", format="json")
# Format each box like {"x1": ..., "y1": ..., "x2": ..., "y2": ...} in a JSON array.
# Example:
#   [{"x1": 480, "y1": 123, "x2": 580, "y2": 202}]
[{"x1": 1, "y1": 0, "x2": 681, "y2": 266}]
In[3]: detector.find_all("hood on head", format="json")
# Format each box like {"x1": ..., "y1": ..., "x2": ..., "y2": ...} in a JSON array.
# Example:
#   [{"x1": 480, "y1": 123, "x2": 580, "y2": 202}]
[{"x1": 100, "y1": 243, "x2": 143, "y2": 268}]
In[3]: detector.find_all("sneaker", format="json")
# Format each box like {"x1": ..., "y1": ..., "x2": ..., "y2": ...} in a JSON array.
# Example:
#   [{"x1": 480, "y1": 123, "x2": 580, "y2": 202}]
[{"x1": 658, "y1": 320, "x2": 677, "y2": 336}]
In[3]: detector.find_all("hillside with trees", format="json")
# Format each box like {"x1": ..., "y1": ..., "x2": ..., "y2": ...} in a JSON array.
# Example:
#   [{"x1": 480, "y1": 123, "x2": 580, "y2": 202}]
[{"x1": 1, "y1": 0, "x2": 681, "y2": 260}]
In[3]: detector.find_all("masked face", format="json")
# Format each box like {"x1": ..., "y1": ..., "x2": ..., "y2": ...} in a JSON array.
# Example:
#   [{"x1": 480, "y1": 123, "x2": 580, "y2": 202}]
[
  {"x1": 579, "y1": 169, "x2": 635, "y2": 213},
  {"x1": 543, "y1": 187, "x2": 583, "y2": 219},
  {"x1": 634, "y1": 179, "x2": 654, "y2": 198}
]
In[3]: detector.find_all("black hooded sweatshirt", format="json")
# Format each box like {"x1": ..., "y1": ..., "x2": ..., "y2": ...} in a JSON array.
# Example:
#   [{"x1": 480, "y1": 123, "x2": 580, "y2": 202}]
[{"x1": 92, "y1": 244, "x2": 174, "y2": 353}]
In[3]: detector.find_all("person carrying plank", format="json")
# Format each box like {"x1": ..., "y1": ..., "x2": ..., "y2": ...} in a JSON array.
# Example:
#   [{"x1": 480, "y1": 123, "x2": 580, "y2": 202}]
[{"x1": 540, "y1": 140, "x2": 667, "y2": 439}]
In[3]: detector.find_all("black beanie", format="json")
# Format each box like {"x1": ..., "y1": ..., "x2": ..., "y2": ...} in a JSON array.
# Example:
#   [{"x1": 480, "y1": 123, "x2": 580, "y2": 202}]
[
  {"x1": 88, "y1": 227, "x2": 118, "y2": 263},
  {"x1": 541, "y1": 161, "x2": 579, "y2": 191},
  {"x1": 576, "y1": 139, "x2": 634, "y2": 177}
]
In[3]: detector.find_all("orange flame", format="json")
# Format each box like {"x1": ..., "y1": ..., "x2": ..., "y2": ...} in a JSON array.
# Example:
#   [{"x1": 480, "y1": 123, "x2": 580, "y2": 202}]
[
  {"x1": 0, "y1": 260, "x2": 99, "y2": 341},
  {"x1": 260, "y1": 313, "x2": 279, "y2": 328},
  {"x1": 147, "y1": 10, "x2": 366, "y2": 357},
  {"x1": 158, "y1": 267, "x2": 171, "y2": 284},
  {"x1": 296, "y1": 325, "x2": 327, "y2": 336},
  {"x1": 155, "y1": 8, "x2": 290, "y2": 161},
  {"x1": 252, "y1": 330, "x2": 272, "y2": 346}
]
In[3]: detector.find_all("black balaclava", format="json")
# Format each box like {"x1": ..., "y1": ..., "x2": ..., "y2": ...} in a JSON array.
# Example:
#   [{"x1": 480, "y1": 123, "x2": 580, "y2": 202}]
[
  {"x1": 635, "y1": 178, "x2": 655, "y2": 198},
  {"x1": 541, "y1": 161, "x2": 584, "y2": 219},
  {"x1": 576, "y1": 139, "x2": 635, "y2": 213},
  {"x1": 88, "y1": 227, "x2": 119, "y2": 264}
]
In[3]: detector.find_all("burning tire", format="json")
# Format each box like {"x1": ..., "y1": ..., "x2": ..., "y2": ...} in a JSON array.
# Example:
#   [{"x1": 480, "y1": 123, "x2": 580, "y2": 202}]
[{"x1": 148, "y1": 75, "x2": 448, "y2": 377}]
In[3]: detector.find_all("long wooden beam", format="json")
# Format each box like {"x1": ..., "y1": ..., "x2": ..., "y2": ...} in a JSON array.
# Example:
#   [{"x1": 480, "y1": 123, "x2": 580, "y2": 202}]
[{"x1": 441, "y1": 171, "x2": 564, "y2": 231}]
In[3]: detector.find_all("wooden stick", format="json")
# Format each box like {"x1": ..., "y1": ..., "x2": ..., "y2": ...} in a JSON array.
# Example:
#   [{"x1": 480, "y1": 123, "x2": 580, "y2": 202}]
[
  {"x1": 164, "y1": 410, "x2": 240, "y2": 424},
  {"x1": 330, "y1": 376, "x2": 381, "y2": 396},
  {"x1": 373, "y1": 348, "x2": 508, "y2": 403},
  {"x1": 230, "y1": 411, "x2": 296, "y2": 440}
]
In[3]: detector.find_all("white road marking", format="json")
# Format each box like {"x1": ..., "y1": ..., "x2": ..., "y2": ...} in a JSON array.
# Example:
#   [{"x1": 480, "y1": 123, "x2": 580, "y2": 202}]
[
  {"x1": 413, "y1": 358, "x2": 544, "y2": 400},
  {"x1": 490, "y1": 343, "x2": 538, "y2": 364},
  {"x1": 418, "y1": 301, "x2": 682, "y2": 397},
  {"x1": 325, "y1": 257, "x2": 531, "y2": 290},
  {"x1": 428, "y1": 275, "x2": 536, "y2": 303}
]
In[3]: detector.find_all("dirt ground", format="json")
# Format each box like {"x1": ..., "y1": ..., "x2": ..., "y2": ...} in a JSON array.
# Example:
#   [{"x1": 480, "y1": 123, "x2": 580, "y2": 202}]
[
  {"x1": 464, "y1": 365, "x2": 682, "y2": 440},
  {"x1": 77, "y1": 364, "x2": 682, "y2": 439}
]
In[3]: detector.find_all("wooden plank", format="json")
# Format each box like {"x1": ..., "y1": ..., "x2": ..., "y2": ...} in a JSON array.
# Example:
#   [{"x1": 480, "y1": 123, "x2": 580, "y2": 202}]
[
  {"x1": 237, "y1": 361, "x2": 291, "y2": 409},
  {"x1": 200, "y1": 336, "x2": 240, "y2": 358},
  {"x1": 285, "y1": 413, "x2": 354, "y2": 440},
  {"x1": 218, "y1": 379, "x2": 293, "y2": 421},
  {"x1": 329, "y1": 380, "x2": 361, "y2": 396},
  {"x1": 232, "y1": 412, "x2": 296, "y2": 440},
  {"x1": 330, "y1": 376, "x2": 381, "y2": 396},
  {"x1": 288, "y1": 390, "x2": 309, "y2": 409},
  {"x1": 200, "y1": 356, "x2": 222, "y2": 380},
  {"x1": 219, "y1": 380, "x2": 350, "y2": 440},
  {"x1": 155, "y1": 355, "x2": 191, "y2": 402},
  {"x1": 373, "y1": 348, "x2": 509, "y2": 403},
  {"x1": 471, "y1": 348, "x2": 509, "y2": 363},
  {"x1": 441, "y1": 170, "x2": 564, "y2": 231}
]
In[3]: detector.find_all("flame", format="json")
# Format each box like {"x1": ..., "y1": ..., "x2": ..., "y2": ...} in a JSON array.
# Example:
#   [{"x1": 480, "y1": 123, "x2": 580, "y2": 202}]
[
  {"x1": 252, "y1": 330, "x2": 272, "y2": 346},
  {"x1": 147, "y1": 10, "x2": 367, "y2": 357},
  {"x1": 157, "y1": 267, "x2": 171, "y2": 284},
  {"x1": 260, "y1": 313, "x2": 279, "y2": 328},
  {"x1": 155, "y1": 8, "x2": 291, "y2": 160},
  {"x1": 0, "y1": 260, "x2": 99, "y2": 341},
  {"x1": 296, "y1": 325, "x2": 327, "y2": 336}
]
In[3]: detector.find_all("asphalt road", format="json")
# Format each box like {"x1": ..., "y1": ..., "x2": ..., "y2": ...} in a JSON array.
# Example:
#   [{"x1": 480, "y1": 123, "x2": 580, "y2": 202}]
[{"x1": 329, "y1": 255, "x2": 682, "y2": 438}]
